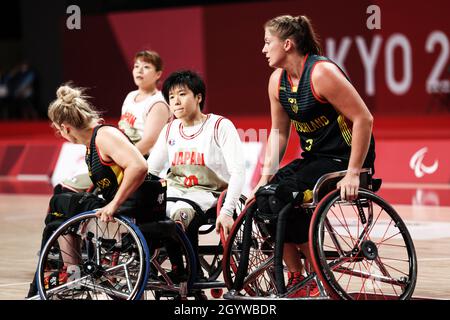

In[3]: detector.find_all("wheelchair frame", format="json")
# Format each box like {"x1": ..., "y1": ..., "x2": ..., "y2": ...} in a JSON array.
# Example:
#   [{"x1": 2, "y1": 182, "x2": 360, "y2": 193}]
[
  {"x1": 33, "y1": 190, "x2": 245, "y2": 300},
  {"x1": 222, "y1": 169, "x2": 418, "y2": 300},
  {"x1": 32, "y1": 168, "x2": 417, "y2": 300}
]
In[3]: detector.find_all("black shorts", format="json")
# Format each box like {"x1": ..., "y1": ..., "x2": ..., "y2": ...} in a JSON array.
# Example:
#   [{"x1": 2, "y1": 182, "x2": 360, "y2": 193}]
[
  {"x1": 267, "y1": 156, "x2": 347, "y2": 244},
  {"x1": 46, "y1": 192, "x2": 106, "y2": 225}
]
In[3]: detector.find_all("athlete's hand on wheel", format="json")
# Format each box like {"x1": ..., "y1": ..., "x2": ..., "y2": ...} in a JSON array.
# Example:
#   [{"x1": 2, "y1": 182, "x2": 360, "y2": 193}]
[
  {"x1": 216, "y1": 212, "x2": 234, "y2": 239},
  {"x1": 96, "y1": 202, "x2": 119, "y2": 223},
  {"x1": 337, "y1": 172, "x2": 360, "y2": 201}
]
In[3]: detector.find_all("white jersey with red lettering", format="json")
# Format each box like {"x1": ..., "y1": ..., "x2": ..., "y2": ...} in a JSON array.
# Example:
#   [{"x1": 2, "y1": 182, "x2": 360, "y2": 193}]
[
  {"x1": 118, "y1": 90, "x2": 168, "y2": 143},
  {"x1": 148, "y1": 113, "x2": 245, "y2": 216}
]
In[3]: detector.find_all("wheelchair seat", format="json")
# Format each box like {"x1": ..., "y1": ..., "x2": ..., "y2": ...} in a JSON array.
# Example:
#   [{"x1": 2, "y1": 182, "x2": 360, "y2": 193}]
[{"x1": 165, "y1": 191, "x2": 246, "y2": 292}]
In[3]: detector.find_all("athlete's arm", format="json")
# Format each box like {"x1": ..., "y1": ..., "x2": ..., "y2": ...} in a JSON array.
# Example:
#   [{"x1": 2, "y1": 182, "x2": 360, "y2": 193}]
[
  {"x1": 147, "y1": 123, "x2": 170, "y2": 176},
  {"x1": 248, "y1": 69, "x2": 291, "y2": 202},
  {"x1": 135, "y1": 101, "x2": 171, "y2": 156},
  {"x1": 94, "y1": 126, "x2": 148, "y2": 222},
  {"x1": 214, "y1": 119, "x2": 245, "y2": 238},
  {"x1": 312, "y1": 62, "x2": 374, "y2": 201}
]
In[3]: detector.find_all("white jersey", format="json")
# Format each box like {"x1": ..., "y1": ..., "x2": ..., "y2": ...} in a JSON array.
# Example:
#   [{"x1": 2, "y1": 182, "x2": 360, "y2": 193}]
[
  {"x1": 148, "y1": 113, "x2": 245, "y2": 216},
  {"x1": 118, "y1": 90, "x2": 168, "y2": 143}
]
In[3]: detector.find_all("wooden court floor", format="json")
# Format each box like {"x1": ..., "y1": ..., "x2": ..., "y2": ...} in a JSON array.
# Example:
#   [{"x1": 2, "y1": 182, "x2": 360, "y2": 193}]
[{"x1": 1, "y1": 194, "x2": 449, "y2": 300}]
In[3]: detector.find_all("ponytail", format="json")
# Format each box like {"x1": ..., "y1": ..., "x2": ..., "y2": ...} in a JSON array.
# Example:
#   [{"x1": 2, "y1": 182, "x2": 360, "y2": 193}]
[{"x1": 264, "y1": 15, "x2": 323, "y2": 56}]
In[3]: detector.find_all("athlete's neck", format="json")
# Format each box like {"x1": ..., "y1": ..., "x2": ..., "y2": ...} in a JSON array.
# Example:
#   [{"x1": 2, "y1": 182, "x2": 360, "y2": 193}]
[
  {"x1": 78, "y1": 122, "x2": 100, "y2": 147},
  {"x1": 135, "y1": 86, "x2": 157, "y2": 101},
  {"x1": 181, "y1": 113, "x2": 207, "y2": 127},
  {"x1": 284, "y1": 54, "x2": 307, "y2": 82}
]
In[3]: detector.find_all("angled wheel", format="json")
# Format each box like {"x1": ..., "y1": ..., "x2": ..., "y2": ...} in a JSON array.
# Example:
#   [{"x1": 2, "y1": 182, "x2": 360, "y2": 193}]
[
  {"x1": 37, "y1": 212, "x2": 149, "y2": 300},
  {"x1": 217, "y1": 193, "x2": 247, "y2": 245},
  {"x1": 309, "y1": 189, "x2": 417, "y2": 300},
  {"x1": 198, "y1": 244, "x2": 223, "y2": 282},
  {"x1": 193, "y1": 192, "x2": 246, "y2": 283},
  {"x1": 222, "y1": 200, "x2": 277, "y2": 296},
  {"x1": 143, "y1": 223, "x2": 196, "y2": 300}
]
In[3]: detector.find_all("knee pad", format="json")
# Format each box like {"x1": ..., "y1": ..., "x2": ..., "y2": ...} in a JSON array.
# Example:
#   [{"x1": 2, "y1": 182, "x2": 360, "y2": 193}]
[
  {"x1": 255, "y1": 185, "x2": 284, "y2": 222},
  {"x1": 170, "y1": 207, "x2": 196, "y2": 229},
  {"x1": 255, "y1": 183, "x2": 303, "y2": 222}
]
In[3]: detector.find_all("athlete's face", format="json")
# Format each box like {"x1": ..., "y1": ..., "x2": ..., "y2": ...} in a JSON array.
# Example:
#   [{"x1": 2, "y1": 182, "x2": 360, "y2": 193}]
[
  {"x1": 168, "y1": 85, "x2": 202, "y2": 120},
  {"x1": 262, "y1": 28, "x2": 287, "y2": 68},
  {"x1": 132, "y1": 58, "x2": 162, "y2": 90}
]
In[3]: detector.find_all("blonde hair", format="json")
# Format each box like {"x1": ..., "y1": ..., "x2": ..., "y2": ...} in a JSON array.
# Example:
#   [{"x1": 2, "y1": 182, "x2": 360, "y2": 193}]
[
  {"x1": 265, "y1": 15, "x2": 322, "y2": 56},
  {"x1": 48, "y1": 84, "x2": 102, "y2": 129}
]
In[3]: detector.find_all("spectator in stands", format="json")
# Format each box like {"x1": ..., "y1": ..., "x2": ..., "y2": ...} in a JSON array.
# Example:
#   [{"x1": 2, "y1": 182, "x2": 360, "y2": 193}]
[
  {"x1": 0, "y1": 66, "x2": 10, "y2": 119},
  {"x1": 7, "y1": 62, "x2": 39, "y2": 119}
]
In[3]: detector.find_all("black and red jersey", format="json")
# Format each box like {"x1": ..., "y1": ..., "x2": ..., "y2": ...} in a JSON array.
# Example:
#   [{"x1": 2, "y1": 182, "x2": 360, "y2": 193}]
[
  {"x1": 278, "y1": 54, "x2": 375, "y2": 167},
  {"x1": 85, "y1": 125, "x2": 124, "y2": 202}
]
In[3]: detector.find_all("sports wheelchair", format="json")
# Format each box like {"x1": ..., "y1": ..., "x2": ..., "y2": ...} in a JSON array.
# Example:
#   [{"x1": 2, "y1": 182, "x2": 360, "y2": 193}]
[
  {"x1": 33, "y1": 190, "x2": 245, "y2": 300},
  {"x1": 222, "y1": 169, "x2": 418, "y2": 300}
]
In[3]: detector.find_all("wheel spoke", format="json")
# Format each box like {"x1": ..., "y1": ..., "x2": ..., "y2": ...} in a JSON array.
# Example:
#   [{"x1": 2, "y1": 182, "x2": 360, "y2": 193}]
[
  {"x1": 39, "y1": 214, "x2": 146, "y2": 300},
  {"x1": 312, "y1": 190, "x2": 417, "y2": 300}
]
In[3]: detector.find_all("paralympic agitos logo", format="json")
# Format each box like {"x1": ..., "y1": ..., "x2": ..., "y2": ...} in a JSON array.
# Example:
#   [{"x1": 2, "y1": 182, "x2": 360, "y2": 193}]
[{"x1": 409, "y1": 147, "x2": 439, "y2": 178}]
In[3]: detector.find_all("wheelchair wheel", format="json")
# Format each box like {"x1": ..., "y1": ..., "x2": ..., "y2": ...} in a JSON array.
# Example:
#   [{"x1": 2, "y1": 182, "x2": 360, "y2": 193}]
[
  {"x1": 309, "y1": 189, "x2": 417, "y2": 300},
  {"x1": 191, "y1": 192, "x2": 245, "y2": 283},
  {"x1": 217, "y1": 193, "x2": 247, "y2": 245},
  {"x1": 143, "y1": 223, "x2": 197, "y2": 300},
  {"x1": 222, "y1": 200, "x2": 277, "y2": 296},
  {"x1": 198, "y1": 244, "x2": 223, "y2": 282},
  {"x1": 37, "y1": 212, "x2": 149, "y2": 300}
]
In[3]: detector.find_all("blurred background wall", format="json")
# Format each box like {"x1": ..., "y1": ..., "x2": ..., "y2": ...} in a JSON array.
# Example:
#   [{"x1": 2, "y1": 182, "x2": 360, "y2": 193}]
[
  {"x1": 0, "y1": 0, "x2": 449, "y2": 198},
  {"x1": 1, "y1": 0, "x2": 447, "y2": 119}
]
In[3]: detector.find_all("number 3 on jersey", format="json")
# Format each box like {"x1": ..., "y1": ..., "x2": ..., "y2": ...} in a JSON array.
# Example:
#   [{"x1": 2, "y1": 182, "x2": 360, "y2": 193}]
[{"x1": 305, "y1": 139, "x2": 313, "y2": 151}]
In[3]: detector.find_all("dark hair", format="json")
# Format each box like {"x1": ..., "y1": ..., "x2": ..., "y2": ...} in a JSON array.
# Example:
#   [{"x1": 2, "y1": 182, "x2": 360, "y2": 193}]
[
  {"x1": 162, "y1": 70, "x2": 206, "y2": 111},
  {"x1": 134, "y1": 50, "x2": 163, "y2": 72},
  {"x1": 264, "y1": 15, "x2": 322, "y2": 56}
]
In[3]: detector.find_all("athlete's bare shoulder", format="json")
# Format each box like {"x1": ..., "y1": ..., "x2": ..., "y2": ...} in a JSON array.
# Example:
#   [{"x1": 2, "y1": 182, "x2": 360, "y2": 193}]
[
  {"x1": 268, "y1": 68, "x2": 283, "y2": 99},
  {"x1": 269, "y1": 68, "x2": 283, "y2": 83}
]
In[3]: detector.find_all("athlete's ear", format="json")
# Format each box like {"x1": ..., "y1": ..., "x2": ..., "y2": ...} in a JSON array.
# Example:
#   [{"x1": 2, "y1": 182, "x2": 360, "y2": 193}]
[
  {"x1": 196, "y1": 93, "x2": 202, "y2": 105},
  {"x1": 284, "y1": 38, "x2": 295, "y2": 52},
  {"x1": 60, "y1": 123, "x2": 70, "y2": 135}
]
